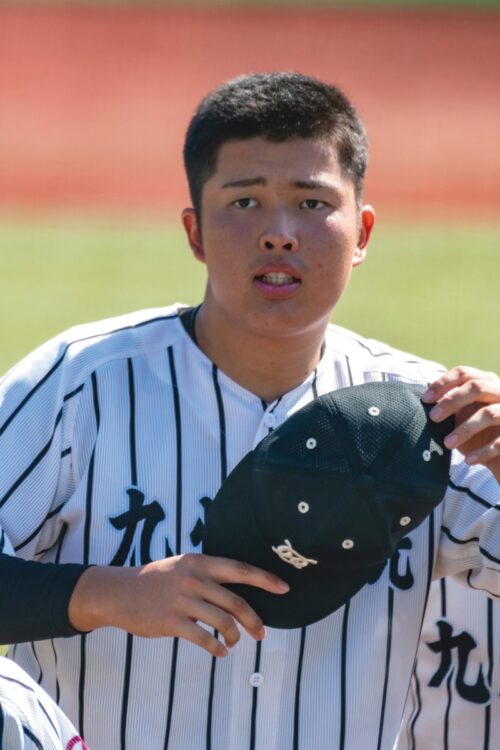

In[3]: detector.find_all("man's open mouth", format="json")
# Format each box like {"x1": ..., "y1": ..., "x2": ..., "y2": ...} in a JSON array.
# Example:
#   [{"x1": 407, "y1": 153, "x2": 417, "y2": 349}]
[{"x1": 255, "y1": 272, "x2": 300, "y2": 285}]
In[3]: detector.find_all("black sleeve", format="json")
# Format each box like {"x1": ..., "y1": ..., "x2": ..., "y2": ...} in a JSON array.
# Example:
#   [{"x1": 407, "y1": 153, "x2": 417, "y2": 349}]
[{"x1": 0, "y1": 554, "x2": 89, "y2": 644}]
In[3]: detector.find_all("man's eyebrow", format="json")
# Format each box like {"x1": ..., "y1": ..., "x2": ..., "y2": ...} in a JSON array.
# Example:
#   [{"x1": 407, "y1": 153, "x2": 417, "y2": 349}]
[
  {"x1": 293, "y1": 179, "x2": 334, "y2": 190},
  {"x1": 221, "y1": 177, "x2": 267, "y2": 188}
]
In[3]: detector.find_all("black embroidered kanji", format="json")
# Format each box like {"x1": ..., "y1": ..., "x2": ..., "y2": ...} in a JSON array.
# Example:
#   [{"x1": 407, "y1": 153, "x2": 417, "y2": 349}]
[
  {"x1": 109, "y1": 487, "x2": 166, "y2": 566},
  {"x1": 190, "y1": 496, "x2": 213, "y2": 548},
  {"x1": 427, "y1": 620, "x2": 490, "y2": 704},
  {"x1": 389, "y1": 537, "x2": 414, "y2": 590}
]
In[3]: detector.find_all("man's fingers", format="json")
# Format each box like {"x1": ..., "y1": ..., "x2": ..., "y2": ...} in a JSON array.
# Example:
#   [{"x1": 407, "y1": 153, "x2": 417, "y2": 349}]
[
  {"x1": 422, "y1": 366, "x2": 498, "y2": 405},
  {"x1": 420, "y1": 366, "x2": 500, "y2": 481},
  {"x1": 422, "y1": 365, "x2": 500, "y2": 404},
  {"x1": 196, "y1": 577, "x2": 266, "y2": 641},
  {"x1": 443, "y1": 405, "x2": 500, "y2": 451},
  {"x1": 184, "y1": 598, "x2": 244, "y2": 649},
  {"x1": 205, "y1": 556, "x2": 289, "y2": 594},
  {"x1": 172, "y1": 617, "x2": 229, "y2": 658},
  {"x1": 424, "y1": 379, "x2": 500, "y2": 424},
  {"x1": 164, "y1": 554, "x2": 285, "y2": 645}
]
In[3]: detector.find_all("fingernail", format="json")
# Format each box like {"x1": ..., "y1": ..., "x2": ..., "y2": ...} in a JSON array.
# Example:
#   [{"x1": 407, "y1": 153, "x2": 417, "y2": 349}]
[
  {"x1": 444, "y1": 433, "x2": 458, "y2": 448},
  {"x1": 257, "y1": 626, "x2": 267, "y2": 639},
  {"x1": 466, "y1": 453, "x2": 479, "y2": 465},
  {"x1": 430, "y1": 406, "x2": 443, "y2": 420},
  {"x1": 277, "y1": 579, "x2": 290, "y2": 592},
  {"x1": 422, "y1": 390, "x2": 435, "y2": 403}
]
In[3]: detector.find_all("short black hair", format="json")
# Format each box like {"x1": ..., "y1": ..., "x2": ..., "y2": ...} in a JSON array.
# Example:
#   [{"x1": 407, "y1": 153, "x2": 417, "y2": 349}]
[{"x1": 183, "y1": 72, "x2": 368, "y2": 220}]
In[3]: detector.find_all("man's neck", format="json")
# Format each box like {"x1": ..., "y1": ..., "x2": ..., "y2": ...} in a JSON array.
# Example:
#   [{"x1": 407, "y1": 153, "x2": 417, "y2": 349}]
[{"x1": 193, "y1": 304, "x2": 328, "y2": 403}]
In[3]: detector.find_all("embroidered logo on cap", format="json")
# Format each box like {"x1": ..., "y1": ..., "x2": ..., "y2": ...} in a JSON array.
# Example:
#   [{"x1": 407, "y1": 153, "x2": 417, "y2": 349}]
[
  {"x1": 272, "y1": 539, "x2": 318, "y2": 569},
  {"x1": 422, "y1": 438, "x2": 444, "y2": 462}
]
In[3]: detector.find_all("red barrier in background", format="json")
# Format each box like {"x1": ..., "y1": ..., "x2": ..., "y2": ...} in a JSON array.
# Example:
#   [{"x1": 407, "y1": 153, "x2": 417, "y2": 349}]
[{"x1": 1, "y1": 5, "x2": 499, "y2": 218}]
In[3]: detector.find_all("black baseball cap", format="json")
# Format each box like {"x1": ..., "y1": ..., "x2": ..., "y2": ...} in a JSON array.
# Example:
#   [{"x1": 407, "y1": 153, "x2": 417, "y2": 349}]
[{"x1": 202, "y1": 381, "x2": 452, "y2": 629}]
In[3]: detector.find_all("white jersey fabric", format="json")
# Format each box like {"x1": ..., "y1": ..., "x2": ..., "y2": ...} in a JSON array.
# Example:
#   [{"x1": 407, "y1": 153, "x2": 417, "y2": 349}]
[
  {"x1": 0, "y1": 656, "x2": 88, "y2": 749},
  {"x1": 1, "y1": 303, "x2": 499, "y2": 750},
  {"x1": 395, "y1": 578, "x2": 500, "y2": 750}
]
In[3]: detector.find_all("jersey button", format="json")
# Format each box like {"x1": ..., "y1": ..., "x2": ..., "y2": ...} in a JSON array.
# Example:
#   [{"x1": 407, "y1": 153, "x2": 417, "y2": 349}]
[
  {"x1": 264, "y1": 413, "x2": 277, "y2": 428},
  {"x1": 249, "y1": 672, "x2": 264, "y2": 687}
]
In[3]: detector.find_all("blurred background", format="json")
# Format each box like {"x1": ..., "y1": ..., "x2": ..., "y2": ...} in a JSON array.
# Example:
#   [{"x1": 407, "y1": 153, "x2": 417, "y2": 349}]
[{"x1": 1, "y1": 0, "x2": 499, "y2": 374}]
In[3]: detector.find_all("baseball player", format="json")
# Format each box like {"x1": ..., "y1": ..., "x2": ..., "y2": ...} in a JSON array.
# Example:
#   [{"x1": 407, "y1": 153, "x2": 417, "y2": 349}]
[{"x1": 1, "y1": 73, "x2": 500, "y2": 750}]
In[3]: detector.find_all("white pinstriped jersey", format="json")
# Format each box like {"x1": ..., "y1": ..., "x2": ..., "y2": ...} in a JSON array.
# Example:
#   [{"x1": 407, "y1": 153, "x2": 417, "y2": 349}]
[
  {"x1": 395, "y1": 578, "x2": 500, "y2": 750},
  {"x1": 1, "y1": 303, "x2": 499, "y2": 750},
  {"x1": 0, "y1": 656, "x2": 87, "y2": 749}
]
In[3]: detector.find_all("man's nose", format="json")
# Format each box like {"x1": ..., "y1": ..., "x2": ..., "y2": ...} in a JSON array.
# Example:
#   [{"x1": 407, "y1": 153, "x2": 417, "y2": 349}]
[
  {"x1": 258, "y1": 221, "x2": 299, "y2": 253},
  {"x1": 259, "y1": 210, "x2": 299, "y2": 253}
]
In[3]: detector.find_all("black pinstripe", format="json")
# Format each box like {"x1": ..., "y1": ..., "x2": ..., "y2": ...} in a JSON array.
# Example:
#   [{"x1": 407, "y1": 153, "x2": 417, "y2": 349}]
[
  {"x1": 164, "y1": 346, "x2": 183, "y2": 750},
  {"x1": 293, "y1": 627, "x2": 307, "y2": 750},
  {"x1": 249, "y1": 640, "x2": 262, "y2": 750},
  {"x1": 377, "y1": 587, "x2": 395, "y2": 750},
  {"x1": 409, "y1": 671, "x2": 422, "y2": 750},
  {"x1": 483, "y1": 598, "x2": 494, "y2": 750},
  {"x1": 443, "y1": 673, "x2": 452, "y2": 749},
  {"x1": 50, "y1": 639, "x2": 61, "y2": 705},
  {"x1": 344, "y1": 354, "x2": 354, "y2": 386},
  {"x1": 120, "y1": 359, "x2": 138, "y2": 750},
  {"x1": 440, "y1": 578, "x2": 447, "y2": 618},
  {"x1": 205, "y1": 366, "x2": 228, "y2": 750},
  {"x1": 339, "y1": 600, "x2": 350, "y2": 750},
  {"x1": 441, "y1": 526, "x2": 500, "y2": 566},
  {"x1": 31, "y1": 642, "x2": 42, "y2": 685},
  {"x1": 448, "y1": 480, "x2": 499, "y2": 511},
  {"x1": 78, "y1": 370, "x2": 100, "y2": 737},
  {"x1": 22, "y1": 725, "x2": 43, "y2": 749}
]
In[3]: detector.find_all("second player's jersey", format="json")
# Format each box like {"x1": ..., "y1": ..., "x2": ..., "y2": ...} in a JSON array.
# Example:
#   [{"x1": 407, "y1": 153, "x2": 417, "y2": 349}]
[
  {"x1": 1, "y1": 304, "x2": 499, "y2": 750},
  {"x1": 0, "y1": 656, "x2": 88, "y2": 749}
]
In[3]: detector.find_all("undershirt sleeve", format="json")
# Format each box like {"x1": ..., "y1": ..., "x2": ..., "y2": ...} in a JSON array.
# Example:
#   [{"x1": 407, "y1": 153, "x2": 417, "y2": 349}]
[{"x1": 0, "y1": 554, "x2": 89, "y2": 644}]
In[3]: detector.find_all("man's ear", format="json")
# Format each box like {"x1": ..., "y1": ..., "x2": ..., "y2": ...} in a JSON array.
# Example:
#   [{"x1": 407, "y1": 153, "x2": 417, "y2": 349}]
[
  {"x1": 352, "y1": 205, "x2": 375, "y2": 267},
  {"x1": 182, "y1": 208, "x2": 205, "y2": 263}
]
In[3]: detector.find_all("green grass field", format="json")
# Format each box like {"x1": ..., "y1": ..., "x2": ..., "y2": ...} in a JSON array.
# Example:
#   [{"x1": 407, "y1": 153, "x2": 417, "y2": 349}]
[{"x1": 1, "y1": 215, "x2": 499, "y2": 376}]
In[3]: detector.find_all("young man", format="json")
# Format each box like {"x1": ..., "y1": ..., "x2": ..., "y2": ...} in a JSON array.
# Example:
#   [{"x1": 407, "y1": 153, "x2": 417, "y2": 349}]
[{"x1": 0, "y1": 72, "x2": 499, "y2": 749}]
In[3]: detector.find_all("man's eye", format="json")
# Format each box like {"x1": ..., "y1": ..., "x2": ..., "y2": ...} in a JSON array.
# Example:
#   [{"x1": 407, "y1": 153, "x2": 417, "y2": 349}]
[
  {"x1": 300, "y1": 199, "x2": 327, "y2": 210},
  {"x1": 232, "y1": 198, "x2": 257, "y2": 209}
]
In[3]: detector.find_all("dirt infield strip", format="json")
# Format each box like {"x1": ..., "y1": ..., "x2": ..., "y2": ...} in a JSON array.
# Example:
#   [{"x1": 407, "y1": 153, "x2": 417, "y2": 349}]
[{"x1": 1, "y1": 5, "x2": 499, "y2": 218}]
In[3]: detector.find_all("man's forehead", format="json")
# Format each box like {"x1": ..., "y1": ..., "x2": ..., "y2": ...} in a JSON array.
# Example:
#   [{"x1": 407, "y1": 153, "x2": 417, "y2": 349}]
[{"x1": 210, "y1": 136, "x2": 344, "y2": 185}]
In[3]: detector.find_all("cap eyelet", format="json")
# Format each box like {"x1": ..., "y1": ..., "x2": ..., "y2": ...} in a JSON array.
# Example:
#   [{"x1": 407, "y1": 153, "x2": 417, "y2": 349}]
[
  {"x1": 342, "y1": 539, "x2": 354, "y2": 550},
  {"x1": 306, "y1": 437, "x2": 317, "y2": 450},
  {"x1": 298, "y1": 502, "x2": 310, "y2": 514},
  {"x1": 368, "y1": 406, "x2": 380, "y2": 417},
  {"x1": 399, "y1": 516, "x2": 411, "y2": 527}
]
